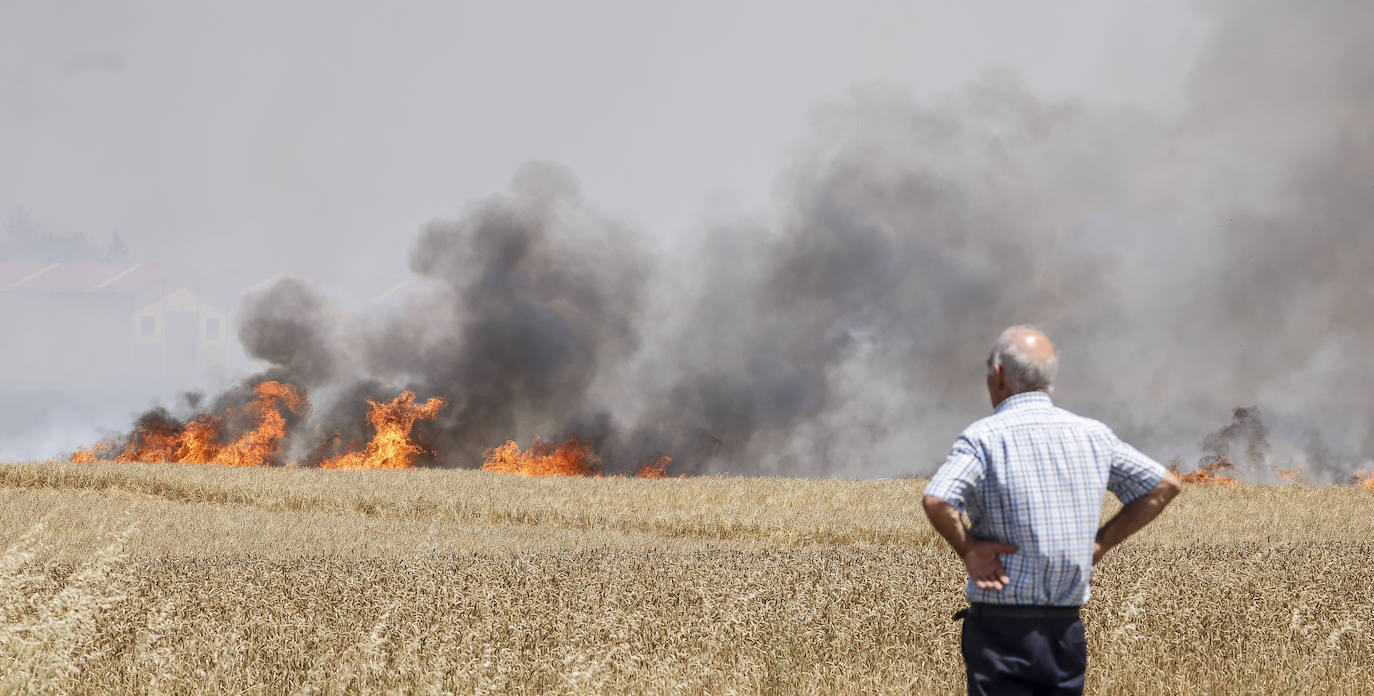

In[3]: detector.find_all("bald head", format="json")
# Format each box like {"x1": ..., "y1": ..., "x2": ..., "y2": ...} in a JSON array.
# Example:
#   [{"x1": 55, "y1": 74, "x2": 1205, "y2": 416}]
[{"x1": 987, "y1": 325, "x2": 1058, "y2": 403}]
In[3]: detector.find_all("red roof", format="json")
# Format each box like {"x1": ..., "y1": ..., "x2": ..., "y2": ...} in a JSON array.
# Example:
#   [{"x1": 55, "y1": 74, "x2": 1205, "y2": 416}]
[{"x1": 0, "y1": 262, "x2": 184, "y2": 293}]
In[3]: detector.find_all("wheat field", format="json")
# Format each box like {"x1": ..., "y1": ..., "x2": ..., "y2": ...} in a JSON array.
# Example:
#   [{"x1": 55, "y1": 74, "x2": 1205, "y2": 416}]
[{"x1": 0, "y1": 461, "x2": 1370, "y2": 695}]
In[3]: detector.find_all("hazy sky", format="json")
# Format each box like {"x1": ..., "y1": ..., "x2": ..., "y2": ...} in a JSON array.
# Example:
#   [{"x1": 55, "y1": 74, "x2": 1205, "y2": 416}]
[{"x1": 2, "y1": 1, "x2": 1200, "y2": 281}]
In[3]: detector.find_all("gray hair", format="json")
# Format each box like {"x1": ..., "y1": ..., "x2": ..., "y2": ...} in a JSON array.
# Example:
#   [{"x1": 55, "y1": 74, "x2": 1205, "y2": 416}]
[{"x1": 987, "y1": 325, "x2": 1058, "y2": 394}]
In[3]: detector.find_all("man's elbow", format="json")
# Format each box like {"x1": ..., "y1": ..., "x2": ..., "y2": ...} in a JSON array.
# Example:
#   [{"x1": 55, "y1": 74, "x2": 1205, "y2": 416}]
[
  {"x1": 1159, "y1": 471, "x2": 1183, "y2": 500},
  {"x1": 922, "y1": 494, "x2": 951, "y2": 516}
]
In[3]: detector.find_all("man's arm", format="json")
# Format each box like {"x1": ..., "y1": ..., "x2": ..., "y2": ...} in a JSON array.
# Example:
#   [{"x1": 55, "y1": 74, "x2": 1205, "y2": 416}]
[
  {"x1": 1093, "y1": 470, "x2": 1182, "y2": 564},
  {"x1": 923, "y1": 495, "x2": 1019, "y2": 591}
]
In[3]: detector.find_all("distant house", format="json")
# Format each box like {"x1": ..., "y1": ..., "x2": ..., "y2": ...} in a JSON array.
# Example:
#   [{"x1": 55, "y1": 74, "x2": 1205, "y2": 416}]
[
  {"x1": 130, "y1": 286, "x2": 231, "y2": 379},
  {"x1": 0, "y1": 261, "x2": 233, "y2": 390}
]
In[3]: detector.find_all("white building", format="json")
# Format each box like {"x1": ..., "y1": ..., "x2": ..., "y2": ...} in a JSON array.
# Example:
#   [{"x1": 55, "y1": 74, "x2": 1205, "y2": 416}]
[{"x1": 0, "y1": 261, "x2": 234, "y2": 390}]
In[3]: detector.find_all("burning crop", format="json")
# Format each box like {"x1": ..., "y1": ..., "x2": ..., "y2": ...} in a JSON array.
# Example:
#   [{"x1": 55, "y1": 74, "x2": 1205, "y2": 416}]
[
  {"x1": 69, "y1": 381, "x2": 453, "y2": 471},
  {"x1": 636, "y1": 456, "x2": 672, "y2": 479},
  {"x1": 480, "y1": 437, "x2": 675, "y2": 478},
  {"x1": 1171, "y1": 457, "x2": 1237, "y2": 485},
  {"x1": 71, "y1": 380, "x2": 305, "y2": 467},
  {"x1": 68, "y1": 381, "x2": 672, "y2": 476},
  {"x1": 319, "y1": 391, "x2": 447, "y2": 470},
  {"x1": 212, "y1": 381, "x2": 307, "y2": 467},
  {"x1": 1354, "y1": 470, "x2": 1374, "y2": 491},
  {"x1": 1277, "y1": 468, "x2": 1305, "y2": 483},
  {"x1": 481, "y1": 437, "x2": 600, "y2": 477}
]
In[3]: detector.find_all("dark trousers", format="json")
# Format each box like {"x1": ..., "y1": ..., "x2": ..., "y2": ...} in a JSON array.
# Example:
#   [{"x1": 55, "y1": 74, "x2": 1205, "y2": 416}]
[{"x1": 960, "y1": 605, "x2": 1086, "y2": 696}]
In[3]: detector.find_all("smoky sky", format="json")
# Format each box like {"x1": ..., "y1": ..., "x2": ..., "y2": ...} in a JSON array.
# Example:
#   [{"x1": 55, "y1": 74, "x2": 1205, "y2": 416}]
[
  {"x1": 0, "y1": 0, "x2": 1199, "y2": 282},
  {"x1": 6, "y1": 2, "x2": 1373, "y2": 480}
]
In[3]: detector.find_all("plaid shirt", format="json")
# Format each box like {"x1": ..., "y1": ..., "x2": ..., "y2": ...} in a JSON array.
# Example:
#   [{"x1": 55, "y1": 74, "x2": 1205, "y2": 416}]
[{"x1": 924, "y1": 391, "x2": 1166, "y2": 606}]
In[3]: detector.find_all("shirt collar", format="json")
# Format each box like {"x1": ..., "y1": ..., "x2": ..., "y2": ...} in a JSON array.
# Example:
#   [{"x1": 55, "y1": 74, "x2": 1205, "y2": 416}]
[{"x1": 994, "y1": 390, "x2": 1053, "y2": 414}]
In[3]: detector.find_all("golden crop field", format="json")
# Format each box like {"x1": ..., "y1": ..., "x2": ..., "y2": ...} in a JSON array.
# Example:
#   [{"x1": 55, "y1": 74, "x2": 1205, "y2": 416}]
[{"x1": 0, "y1": 460, "x2": 1370, "y2": 695}]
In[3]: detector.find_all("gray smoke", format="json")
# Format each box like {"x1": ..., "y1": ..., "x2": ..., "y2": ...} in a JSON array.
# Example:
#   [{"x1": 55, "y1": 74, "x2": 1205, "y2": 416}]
[
  {"x1": 237, "y1": 277, "x2": 340, "y2": 389},
  {"x1": 402, "y1": 162, "x2": 645, "y2": 456},
  {"x1": 619, "y1": 76, "x2": 1126, "y2": 474},
  {"x1": 1109, "y1": 0, "x2": 1374, "y2": 479},
  {"x1": 1200, "y1": 407, "x2": 1270, "y2": 467},
  {"x1": 86, "y1": 277, "x2": 335, "y2": 463},
  {"x1": 93, "y1": 1, "x2": 1374, "y2": 479},
  {"x1": 286, "y1": 162, "x2": 651, "y2": 468}
]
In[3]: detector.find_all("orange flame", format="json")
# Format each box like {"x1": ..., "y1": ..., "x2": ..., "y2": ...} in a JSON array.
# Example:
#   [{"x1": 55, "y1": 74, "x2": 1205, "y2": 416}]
[
  {"x1": 636, "y1": 456, "x2": 672, "y2": 479},
  {"x1": 69, "y1": 380, "x2": 683, "y2": 477},
  {"x1": 482, "y1": 436, "x2": 600, "y2": 476},
  {"x1": 115, "y1": 416, "x2": 207, "y2": 464},
  {"x1": 71, "y1": 380, "x2": 304, "y2": 467},
  {"x1": 178, "y1": 417, "x2": 223, "y2": 463},
  {"x1": 319, "y1": 391, "x2": 447, "y2": 470},
  {"x1": 1171, "y1": 456, "x2": 1237, "y2": 485},
  {"x1": 481, "y1": 437, "x2": 676, "y2": 478},
  {"x1": 209, "y1": 381, "x2": 305, "y2": 467},
  {"x1": 1278, "y1": 468, "x2": 1305, "y2": 484},
  {"x1": 1354, "y1": 470, "x2": 1374, "y2": 490},
  {"x1": 70, "y1": 442, "x2": 108, "y2": 463}
]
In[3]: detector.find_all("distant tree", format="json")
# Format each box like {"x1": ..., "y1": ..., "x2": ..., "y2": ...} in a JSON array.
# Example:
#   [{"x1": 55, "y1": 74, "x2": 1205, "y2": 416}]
[
  {"x1": 105, "y1": 233, "x2": 131, "y2": 262},
  {"x1": 0, "y1": 207, "x2": 131, "y2": 262},
  {"x1": 0, "y1": 207, "x2": 38, "y2": 259}
]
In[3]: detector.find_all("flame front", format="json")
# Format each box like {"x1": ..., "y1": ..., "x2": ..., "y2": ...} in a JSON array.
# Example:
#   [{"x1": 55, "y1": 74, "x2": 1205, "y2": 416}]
[
  {"x1": 480, "y1": 437, "x2": 674, "y2": 478},
  {"x1": 319, "y1": 391, "x2": 447, "y2": 470},
  {"x1": 120, "y1": 415, "x2": 217, "y2": 464},
  {"x1": 482, "y1": 436, "x2": 600, "y2": 476},
  {"x1": 1354, "y1": 470, "x2": 1374, "y2": 490},
  {"x1": 211, "y1": 381, "x2": 305, "y2": 467},
  {"x1": 1172, "y1": 457, "x2": 1237, "y2": 485},
  {"x1": 179, "y1": 418, "x2": 224, "y2": 463},
  {"x1": 69, "y1": 382, "x2": 445, "y2": 470},
  {"x1": 68, "y1": 382, "x2": 677, "y2": 476},
  {"x1": 72, "y1": 380, "x2": 303, "y2": 467},
  {"x1": 636, "y1": 456, "x2": 672, "y2": 479},
  {"x1": 70, "y1": 442, "x2": 109, "y2": 464}
]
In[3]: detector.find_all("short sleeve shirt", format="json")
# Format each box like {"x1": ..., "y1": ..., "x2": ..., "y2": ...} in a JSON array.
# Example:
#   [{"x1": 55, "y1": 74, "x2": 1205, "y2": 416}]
[{"x1": 923, "y1": 391, "x2": 1166, "y2": 606}]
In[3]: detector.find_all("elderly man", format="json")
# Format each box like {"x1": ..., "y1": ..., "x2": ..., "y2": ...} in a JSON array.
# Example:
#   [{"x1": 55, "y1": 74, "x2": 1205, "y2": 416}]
[{"x1": 923, "y1": 325, "x2": 1181, "y2": 696}]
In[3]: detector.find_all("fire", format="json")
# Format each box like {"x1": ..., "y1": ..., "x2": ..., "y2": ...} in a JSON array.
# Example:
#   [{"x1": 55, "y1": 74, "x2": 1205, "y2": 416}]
[
  {"x1": 179, "y1": 417, "x2": 224, "y2": 463},
  {"x1": 69, "y1": 380, "x2": 679, "y2": 477},
  {"x1": 70, "y1": 380, "x2": 305, "y2": 467},
  {"x1": 211, "y1": 381, "x2": 305, "y2": 467},
  {"x1": 319, "y1": 391, "x2": 447, "y2": 470},
  {"x1": 482, "y1": 436, "x2": 600, "y2": 476},
  {"x1": 1171, "y1": 456, "x2": 1237, "y2": 485},
  {"x1": 118, "y1": 414, "x2": 214, "y2": 464},
  {"x1": 1354, "y1": 470, "x2": 1374, "y2": 490},
  {"x1": 70, "y1": 443, "x2": 107, "y2": 463},
  {"x1": 1278, "y1": 468, "x2": 1305, "y2": 483},
  {"x1": 480, "y1": 437, "x2": 675, "y2": 478},
  {"x1": 637, "y1": 456, "x2": 671, "y2": 479}
]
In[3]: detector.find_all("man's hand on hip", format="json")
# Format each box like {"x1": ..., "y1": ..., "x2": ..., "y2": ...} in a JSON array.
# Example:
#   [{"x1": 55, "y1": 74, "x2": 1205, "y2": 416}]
[
  {"x1": 1094, "y1": 473, "x2": 1182, "y2": 564},
  {"x1": 964, "y1": 539, "x2": 1019, "y2": 591},
  {"x1": 922, "y1": 495, "x2": 1020, "y2": 591}
]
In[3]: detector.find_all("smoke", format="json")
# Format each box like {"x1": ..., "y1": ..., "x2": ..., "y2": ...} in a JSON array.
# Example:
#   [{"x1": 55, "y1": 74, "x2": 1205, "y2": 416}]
[
  {"x1": 86, "y1": 1, "x2": 1374, "y2": 479},
  {"x1": 1132, "y1": 0, "x2": 1374, "y2": 478},
  {"x1": 619, "y1": 75, "x2": 1126, "y2": 474},
  {"x1": 245, "y1": 162, "x2": 653, "y2": 468},
  {"x1": 398, "y1": 162, "x2": 647, "y2": 459},
  {"x1": 1199, "y1": 407, "x2": 1270, "y2": 469},
  {"x1": 237, "y1": 278, "x2": 340, "y2": 388}
]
